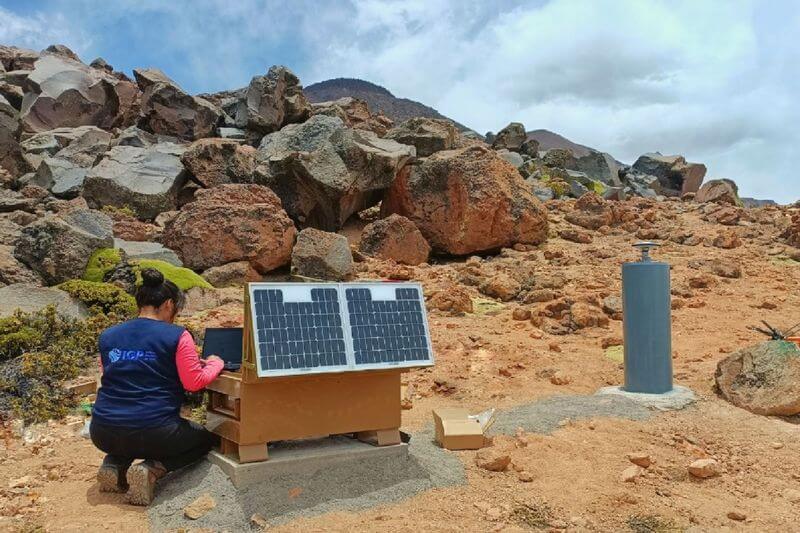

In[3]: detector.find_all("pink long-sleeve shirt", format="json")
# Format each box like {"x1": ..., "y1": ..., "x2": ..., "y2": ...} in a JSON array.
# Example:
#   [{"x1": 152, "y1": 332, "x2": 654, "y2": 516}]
[{"x1": 98, "y1": 330, "x2": 224, "y2": 392}]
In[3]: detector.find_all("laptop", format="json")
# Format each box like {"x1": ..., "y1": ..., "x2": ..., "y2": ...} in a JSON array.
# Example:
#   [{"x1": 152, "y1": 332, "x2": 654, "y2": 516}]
[{"x1": 202, "y1": 327, "x2": 243, "y2": 371}]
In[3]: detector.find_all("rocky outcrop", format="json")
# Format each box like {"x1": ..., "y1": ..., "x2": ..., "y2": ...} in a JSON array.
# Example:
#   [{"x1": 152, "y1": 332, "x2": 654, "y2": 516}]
[
  {"x1": 256, "y1": 115, "x2": 414, "y2": 230},
  {"x1": 134, "y1": 68, "x2": 220, "y2": 140},
  {"x1": 290, "y1": 228, "x2": 353, "y2": 281},
  {"x1": 13, "y1": 208, "x2": 114, "y2": 284},
  {"x1": 235, "y1": 66, "x2": 311, "y2": 134},
  {"x1": 573, "y1": 151, "x2": 621, "y2": 186},
  {"x1": 492, "y1": 122, "x2": 526, "y2": 152},
  {"x1": 0, "y1": 94, "x2": 31, "y2": 179},
  {"x1": 0, "y1": 45, "x2": 39, "y2": 71},
  {"x1": 19, "y1": 52, "x2": 139, "y2": 133},
  {"x1": 0, "y1": 245, "x2": 41, "y2": 285},
  {"x1": 310, "y1": 97, "x2": 393, "y2": 136},
  {"x1": 715, "y1": 341, "x2": 800, "y2": 416},
  {"x1": 382, "y1": 145, "x2": 549, "y2": 255},
  {"x1": 180, "y1": 138, "x2": 256, "y2": 187},
  {"x1": 82, "y1": 143, "x2": 187, "y2": 218},
  {"x1": 384, "y1": 118, "x2": 458, "y2": 157},
  {"x1": 162, "y1": 184, "x2": 296, "y2": 273},
  {"x1": 696, "y1": 179, "x2": 739, "y2": 205},
  {"x1": 359, "y1": 214, "x2": 430, "y2": 265},
  {"x1": 631, "y1": 153, "x2": 706, "y2": 196}
]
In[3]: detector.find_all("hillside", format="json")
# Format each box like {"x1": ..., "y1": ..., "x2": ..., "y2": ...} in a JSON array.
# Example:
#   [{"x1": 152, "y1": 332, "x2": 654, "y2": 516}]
[
  {"x1": 304, "y1": 78, "x2": 471, "y2": 131},
  {"x1": 526, "y1": 128, "x2": 594, "y2": 157}
]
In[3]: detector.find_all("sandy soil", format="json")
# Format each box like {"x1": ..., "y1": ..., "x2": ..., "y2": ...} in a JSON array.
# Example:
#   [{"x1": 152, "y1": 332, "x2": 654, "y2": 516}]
[{"x1": 3, "y1": 199, "x2": 800, "y2": 532}]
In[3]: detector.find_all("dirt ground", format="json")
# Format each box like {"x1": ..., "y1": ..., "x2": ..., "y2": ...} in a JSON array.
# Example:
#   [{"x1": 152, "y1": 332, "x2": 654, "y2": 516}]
[{"x1": 3, "y1": 199, "x2": 800, "y2": 532}]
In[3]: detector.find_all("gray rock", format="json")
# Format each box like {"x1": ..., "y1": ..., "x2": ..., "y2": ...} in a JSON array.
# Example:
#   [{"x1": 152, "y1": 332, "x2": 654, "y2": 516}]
[
  {"x1": 530, "y1": 181, "x2": 555, "y2": 202},
  {"x1": 83, "y1": 143, "x2": 187, "y2": 219},
  {"x1": 235, "y1": 65, "x2": 311, "y2": 135},
  {"x1": 0, "y1": 45, "x2": 39, "y2": 71},
  {"x1": 565, "y1": 170, "x2": 605, "y2": 197},
  {"x1": 574, "y1": 151, "x2": 621, "y2": 186},
  {"x1": 631, "y1": 153, "x2": 706, "y2": 196},
  {"x1": 51, "y1": 126, "x2": 111, "y2": 167},
  {"x1": 134, "y1": 68, "x2": 220, "y2": 141},
  {"x1": 0, "y1": 217, "x2": 22, "y2": 245},
  {"x1": 114, "y1": 238, "x2": 183, "y2": 266},
  {"x1": 20, "y1": 125, "x2": 108, "y2": 156},
  {"x1": 0, "y1": 189, "x2": 37, "y2": 213},
  {"x1": 1, "y1": 94, "x2": 32, "y2": 179},
  {"x1": 542, "y1": 148, "x2": 577, "y2": 169},
  {"x1": 384, "y1": 117, "x2": 458, "y2": 157},
  {"x1": 497, "y1": 150, "x2": 524, "y2": 169},
  {"x1": 19, "y1": 52, "x2": 139, "y2": 133},
  {"x1": 0, "y1": 244, "x2": 41, "y2": 285},
  {"x1": 519, "y1": 138, "x2": 540, "y2": 158},
  {"x1": 218, "y1": 127, "x2": 247, "y2": 140},
  {"x1": 291, "y1": 228, "x2": 354, "y2": 281},
  {"x1": 491, "y1": 122, "x2": 526, "y2": 151},
  {"x1": 30, "y1": 157, "x2": 87, "y2": 198},
  {"x1": 623, "y1": 171, "x2": 661, "y2": 198},
  {"x1": 257, "y1": 115, "x2": 415, "y2": 230},
  {"x1": 0, "y1": 283, "x2": 88, "y2": 319},
  {"x1": 602, "y1": 186, "x2": 626, "y2": 201},
  {"x1": 13, "y1": 208, "x2": 113, "y2": 284},
  {"x1": 111, "y1": 125, "x2": 158, "y2": 147}
]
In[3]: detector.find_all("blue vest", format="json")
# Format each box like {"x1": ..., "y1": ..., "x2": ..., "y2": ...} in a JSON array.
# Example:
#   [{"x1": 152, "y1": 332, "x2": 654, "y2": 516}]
[{"x1": 93, "y1": 318, "x2": 186, "y2": 428}]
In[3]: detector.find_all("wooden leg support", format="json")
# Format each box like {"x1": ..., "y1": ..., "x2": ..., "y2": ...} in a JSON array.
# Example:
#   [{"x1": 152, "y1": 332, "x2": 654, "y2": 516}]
[
  {"x1": 356, "y1": 428, "x2": 401, "y2": 446},
  {"x1": 237, "y1": 443, "x2": 269, "y2": 463}
]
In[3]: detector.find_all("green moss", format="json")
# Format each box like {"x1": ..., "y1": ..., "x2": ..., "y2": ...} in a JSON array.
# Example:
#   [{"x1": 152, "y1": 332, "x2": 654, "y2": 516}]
[
  {"x1": 132, "y1": 259, "x2": 213, "y2": 290},
  {"x1": 589, "y1": 180, "x2": 607, "y2": 195},
  {"x1": 604, "y1": 345, "x2": 624, "y2": 363},
  {"x1": 57, "y1": 280, "x2": 137, "y2": 318},
  {"x1": 101, "y1": 204, "x2": 137, "y2": 218},
  {"x1": 0, "y1": 315, "x2": 44, "y2": 362},
  {"x1": 83, "y1": 248, "x2": 122, "y2": 282},
  {"x1": 539, "y1": 175, "x2": 571, "y2": 198},
  {"x1": 472, "y1": 298, "x2": 505, "y2": 315},
  {"x1": 0, "y1": 306, "x2": 120, "y2": 423}
]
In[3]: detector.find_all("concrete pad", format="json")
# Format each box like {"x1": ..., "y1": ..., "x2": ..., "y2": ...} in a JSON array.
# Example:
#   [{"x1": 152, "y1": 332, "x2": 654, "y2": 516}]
[
  {"x1": 596, "y1": 385, "x2": 696, "y2": 411},
  {"x1": 207, "y1": 435, "x2": 409, "y2": 488}
]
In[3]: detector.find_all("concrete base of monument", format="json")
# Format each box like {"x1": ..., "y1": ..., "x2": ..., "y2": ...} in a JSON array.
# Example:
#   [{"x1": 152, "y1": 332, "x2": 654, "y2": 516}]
[
  {"x1": 207, "y1": 435, "x2": 410, "y2": 488},
  {"x1": 595, "y1": 385, "x2": 696, "y2": 411}
]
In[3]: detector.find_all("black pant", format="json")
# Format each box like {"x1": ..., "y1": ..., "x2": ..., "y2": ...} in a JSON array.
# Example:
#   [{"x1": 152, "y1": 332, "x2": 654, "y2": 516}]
[{"x1": 90, "y1": 418, "x2": 219, "y2": 472}]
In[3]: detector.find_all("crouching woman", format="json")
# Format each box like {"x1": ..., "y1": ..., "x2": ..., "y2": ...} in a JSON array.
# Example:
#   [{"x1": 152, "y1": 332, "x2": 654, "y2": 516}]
[{"x1": 90, "y1": 268, "x2": 224, "y2": 505}]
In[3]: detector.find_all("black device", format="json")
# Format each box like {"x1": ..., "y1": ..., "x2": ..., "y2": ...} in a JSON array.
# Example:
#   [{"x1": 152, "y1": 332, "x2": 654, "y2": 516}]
[{"x1": 202, "y1": 327, "x2": 243, "y2": 371}]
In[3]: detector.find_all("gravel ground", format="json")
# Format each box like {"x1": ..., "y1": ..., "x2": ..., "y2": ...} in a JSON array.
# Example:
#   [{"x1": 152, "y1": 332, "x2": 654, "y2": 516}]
[{"x1": 148, "y1": 394, "x2": 652, "y2": 531}]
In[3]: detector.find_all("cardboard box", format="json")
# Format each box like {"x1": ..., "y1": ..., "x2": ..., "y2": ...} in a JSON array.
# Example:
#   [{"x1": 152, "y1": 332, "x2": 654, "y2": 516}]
[{"x1": 432, "y1": 408, "x2": 494, "y2": 450}]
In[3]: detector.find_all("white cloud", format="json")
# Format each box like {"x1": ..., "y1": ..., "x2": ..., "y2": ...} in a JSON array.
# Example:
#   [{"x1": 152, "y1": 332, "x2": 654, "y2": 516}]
[{"x1": 0, "y1": 7, "x2": 91, "y2": 54}]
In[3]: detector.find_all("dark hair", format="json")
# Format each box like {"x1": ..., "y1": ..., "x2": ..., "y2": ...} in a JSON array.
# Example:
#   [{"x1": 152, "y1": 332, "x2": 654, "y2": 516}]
[{"x1": 136, "y1": 268, "x2": 185, "y2": 311}]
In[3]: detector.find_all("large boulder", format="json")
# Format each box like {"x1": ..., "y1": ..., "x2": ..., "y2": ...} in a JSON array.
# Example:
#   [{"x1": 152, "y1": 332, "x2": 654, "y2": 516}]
[
  {"x1": 0, "y1": 94, "x2": 31, "y2": 179},
  {"x1": 49, "y1": 125, "x2": 112, "y2": 167},
  {"x1": 162, "y1": 184, "x2": 296, "y2": 273},
  {"x1": 0, "y1": 283, "x2": 88, "y2": 319},
  {"x1": 134, "y1": 68, "x2": 220, "y2": 141},
  {"x1": 311, "y1": 97, "x2": 393, "y2": 136},
  {"x1": 13, "y1": 208, "x2": 114, "y2": 284},
  {"x1": 492, "y1": 122, "x2": 526, "y2": 152},
  {"x1": 82, "y1": 143, "x2": 187, "y2": 219},
  {"x1": 180, "y1": 138, "x2": 256, "y2": 187},
  {"x1": 695, "y1": 179, "x2": 739, "y2": 205},
  {"x1": 622, "y1": 170, "x2": 661, "y2": 198},
  {"x1": 114, "y1": 238, "x2": 183, "y2": 266},
  {"x1": 573, "y1": 151, "x2": 621, "y2": 186},
  {"x1": 0, "y1": 45, "x2": 39, "y2": 71},
  {"x1": 20, "y1": 125, "x2": 109, "y2": 156},
  {"x1": 291, "y1": 228, "x2": 354, "y2": 281},
  {"x1": 715, "y1": 341, "x2": 800, "y2": 416},
  {"x1": 19, "y1": 52, "x2": 139, "y2": 133},
  {"x1": 381, "y1": 145, "x2": 549, "y2": 255},
  {"x1": 631, "y1": 153, "x2": 706, "y2": 196},
  {"x1": 29, "y1": 157, "x2": 88, "y2": 199},
  {"x1": 235, "y1": 66, "x2": 311, "y2": 135},
  {"x1": 565, "y1": 193, "x2": 615, "y2": 230},
  {"x1": 0, "y1": 245, "x2": 41, "y2": 285},
  {"x1": 384, "y1": 118, "x2": 458, "y2": 157},
  {"x1": 359, "y1": 214, "x2": 430, "y2": 265},
  {"x1": 256, "y1": 115, "x2": 415, "y2": 230}
]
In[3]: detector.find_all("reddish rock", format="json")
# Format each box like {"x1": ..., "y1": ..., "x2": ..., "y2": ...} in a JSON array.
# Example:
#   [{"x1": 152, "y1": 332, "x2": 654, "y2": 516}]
[
  {"x1": 359, "y1": 214, "x2": 430, "y2": 265},
  {"x1": 559, "y1": 228, "x2": 593, "y2": 244},
  {"x1": 291, "y1": 228, "x2": 354, "y2": 281},
  {"x1": 180, "y1": 138, "x2": 256, "y2": 188},
  {"x1": 565, "y1": 193, "x2": 614, "y2": 230},
  {"x1": 382, "y1": 146, "x2": 548, "y2": 255},
  {"x1": 475, "y1": 449, "x2": 511, "y2": 472},
  {"x1": 162, "y1": 184, "x2": 296, "y2": 273},
  {"x1": 427, "y1": 286, "x2": 473, "y2": 314},
  {"x1": 712, "y1": 229, "x2": 742, "y2": 249},
  {"x1": 202, "y1": 261, "x2": 262, "y2": 287},
  {"x1": 479, "y1": 273, "x2": 521, "y2": 301},
  {"x1": 311, "y1": 97, "x2": 393, "y2": 136},
  {"x1": 570, "y1": 302, "x2": 609, "y2": 329},
  {"x1": 385, "y1": 117, "x2": 458, "y2": 157},
  {"x1": 781, "y1": 213, "x2": 800, "y2": 248},
  {"x1": 688, "y1": 458, "x2": 719, "y2": 479}
]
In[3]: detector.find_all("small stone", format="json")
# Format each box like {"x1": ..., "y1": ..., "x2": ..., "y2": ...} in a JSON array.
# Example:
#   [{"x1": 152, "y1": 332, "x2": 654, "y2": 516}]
[
  {"x1": 517, "y1": 471, "x2": 534, "y2": 482},
  {"x1": 621, "y1": 465, "x2": 644, "y2": 482},
  {"x1": 512, "y1": 307, "x2": 531, "y2": 321},
  {"x1": 688, "y1": 458, "x2": 719, "y2": 479},
  {"x1": 627, "y1": 453, "x2": 652, "y2": 468},
  {"x1": 548, "y1": 343, "x2": 562, "y2": 353},
  {"x1": 475, "y1": 449, "x2": 512, "y2": 472},
  {"x1": 8, "y1": 475, "x2": 32, "y2": 489},
  {"x1": 549, "y1": 371, "x2": 572, "y2": 385},
  {"x1": 783, "y1": 488, "x2": 800, "y2": 503},
  {"x1": 184, "y1": 493, "x2": 216, "y2": 520},
  {"x1": 771, "y1": 442, "x2": 784, "y2": 449},
  {"x1": 727, "y1": 510, "x2": 746, "y2": 521},
  {"x1": 250, "y1": 512, "x2": 269, "y2": 529}
]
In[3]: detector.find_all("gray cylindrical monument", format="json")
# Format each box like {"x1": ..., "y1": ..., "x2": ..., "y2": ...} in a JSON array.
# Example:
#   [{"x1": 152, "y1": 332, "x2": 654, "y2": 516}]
[{"x1": 622, "y1": 242, "x2": 672, "y2": 393}]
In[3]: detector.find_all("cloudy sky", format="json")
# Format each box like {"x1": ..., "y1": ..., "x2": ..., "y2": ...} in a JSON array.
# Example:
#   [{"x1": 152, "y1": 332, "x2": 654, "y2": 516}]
[{"x1": 2, "y1": 0, "x2": 798, "y2": 202}]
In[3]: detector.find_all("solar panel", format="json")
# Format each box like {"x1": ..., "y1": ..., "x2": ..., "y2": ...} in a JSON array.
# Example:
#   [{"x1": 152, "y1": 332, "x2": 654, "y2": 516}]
[{"x1": 248, "y1": 282, "x2": 434, "y2": 377}]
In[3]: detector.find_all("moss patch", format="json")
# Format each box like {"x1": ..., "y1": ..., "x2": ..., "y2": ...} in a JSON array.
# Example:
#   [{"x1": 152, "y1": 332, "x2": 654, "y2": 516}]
[
  {"x1": 83, "y1": 248, "x2": 122, "y2": 282},
  {"x1": 605, "y1": 345, "x2": 624, "y2": 363},
  {"x1": 472, "y1": 298, "x2": 506, "y2": 316},
  {"x1": 133, "y1": 259, "x2": 212, "y2": 291},
  {"x1": 57, "y1": 280, "x2": 137, "y2": 318}
]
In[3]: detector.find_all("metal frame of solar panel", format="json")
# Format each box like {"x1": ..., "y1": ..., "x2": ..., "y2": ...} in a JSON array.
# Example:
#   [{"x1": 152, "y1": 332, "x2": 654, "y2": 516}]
[{"x1": 249, "y1": 282, "x2": 434, "y2": 378}]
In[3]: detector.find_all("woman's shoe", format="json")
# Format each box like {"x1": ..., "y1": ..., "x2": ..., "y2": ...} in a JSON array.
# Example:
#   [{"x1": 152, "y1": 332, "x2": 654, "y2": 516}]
[
  {"x1": 125, "y1": 460, "x2": 167, "y2": 506},
  {"x1": 97, "y1": 464, "x2": 129, "y2": 493}
]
